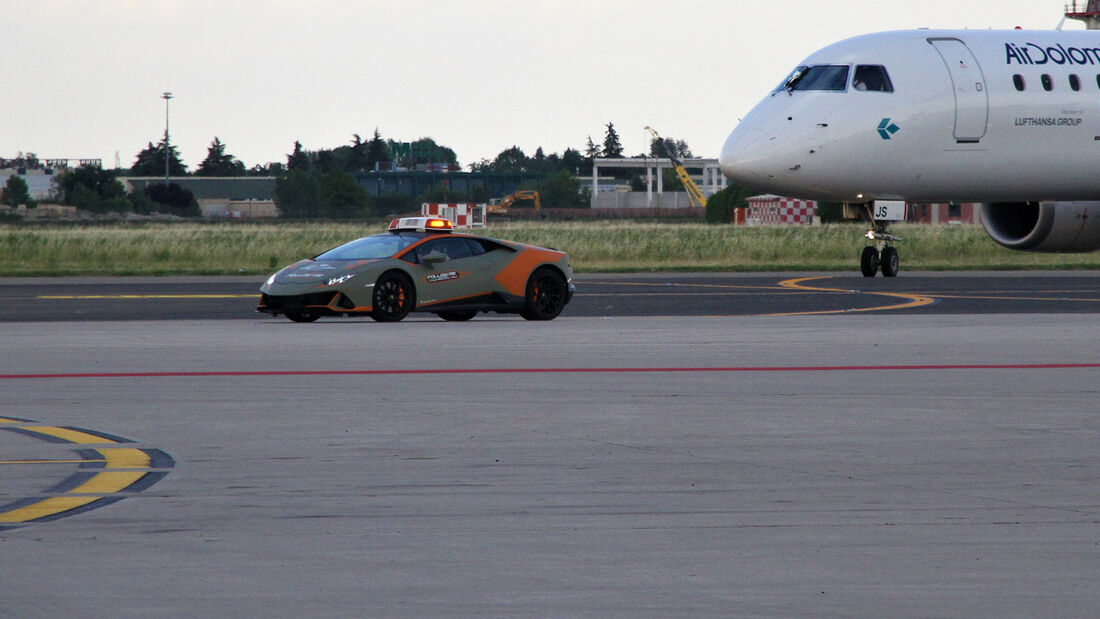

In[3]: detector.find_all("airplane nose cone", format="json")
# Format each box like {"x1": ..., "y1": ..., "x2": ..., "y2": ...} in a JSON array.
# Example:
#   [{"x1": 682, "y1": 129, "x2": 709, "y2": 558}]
[{"x1": 719, "y1": 124, "x2": 768, "y2": 185}]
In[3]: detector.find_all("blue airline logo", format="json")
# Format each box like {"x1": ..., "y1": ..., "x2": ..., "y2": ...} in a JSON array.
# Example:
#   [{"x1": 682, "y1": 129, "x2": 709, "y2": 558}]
[{"x1": 877, "y1": 118, "x2": 900, "y2": 140}]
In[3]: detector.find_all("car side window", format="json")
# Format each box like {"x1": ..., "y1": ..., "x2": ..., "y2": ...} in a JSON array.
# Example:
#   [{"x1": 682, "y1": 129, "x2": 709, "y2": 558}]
[
  {"x1": 464, "y1": 238, "x2": 487, "y2": 256},
  {"x1": 468, "y1": 238, "x2": 510, "y2": 255},
  {"x1": 417, "y1": 237, "x2": 474, "y2": 262}
]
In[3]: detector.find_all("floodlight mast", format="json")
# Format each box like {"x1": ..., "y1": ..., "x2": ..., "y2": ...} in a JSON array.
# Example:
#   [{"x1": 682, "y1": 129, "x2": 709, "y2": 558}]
[{"x1": 162, "y1": 92, "x2": 173, "y2": 182}]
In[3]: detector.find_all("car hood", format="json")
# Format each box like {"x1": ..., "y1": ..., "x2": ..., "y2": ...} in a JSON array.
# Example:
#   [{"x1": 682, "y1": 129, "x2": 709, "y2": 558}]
[{"x1": 262, "y1": 259, "x2": 383, "y2": 293}]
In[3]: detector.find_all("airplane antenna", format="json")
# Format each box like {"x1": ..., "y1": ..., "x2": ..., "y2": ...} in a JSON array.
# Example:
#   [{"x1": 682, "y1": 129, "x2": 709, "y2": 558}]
[{"x1": 1065, "y1": 0, "x2": 1100, "y2": 29}]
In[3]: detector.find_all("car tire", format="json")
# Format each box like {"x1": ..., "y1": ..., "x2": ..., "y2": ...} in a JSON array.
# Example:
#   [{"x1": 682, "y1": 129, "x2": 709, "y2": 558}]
[
  {"x1": 371, "y1": 271, "x2": 415, "y2": 322},
  {"x1": 285, "y1": 310, "x2": 321, "y2": 323},
  {"x1": 437, "y1": 310, "x2": 477, "y2": 321},
  {"x1": 519, "y1": 267, "x2": 567, "y2": 321}
]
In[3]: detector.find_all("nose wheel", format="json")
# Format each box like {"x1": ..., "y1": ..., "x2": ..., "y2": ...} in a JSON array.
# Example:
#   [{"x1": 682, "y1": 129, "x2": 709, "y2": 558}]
[{"x1": 860, "y1": 224, "x2": 901, "y2": 277}]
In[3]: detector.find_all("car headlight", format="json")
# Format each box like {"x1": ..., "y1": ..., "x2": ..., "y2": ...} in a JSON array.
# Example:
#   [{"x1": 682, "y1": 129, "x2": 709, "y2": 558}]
[{"x1": 265, "y1": 273, "x2": 277, "y2": 286}]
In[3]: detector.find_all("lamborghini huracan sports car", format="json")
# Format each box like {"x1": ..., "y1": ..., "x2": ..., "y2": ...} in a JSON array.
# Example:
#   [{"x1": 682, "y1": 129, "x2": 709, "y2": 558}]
[{"x1": 257, "y1": 217, "x2": 574, "y2": 323}]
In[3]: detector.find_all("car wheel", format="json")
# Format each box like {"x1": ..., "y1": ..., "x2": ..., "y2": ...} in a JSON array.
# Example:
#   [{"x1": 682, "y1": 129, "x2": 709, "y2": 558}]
[
  {"x1": 285, "y1": 310, "x2": 321, "y2": 323},
  {"x1": 437, "y1": 310, "x2": 477, "y2": 321},
  {"x1": 519, "y1": 268, "x2": 567, "y2": 321},
  {"x1": 371, "y1": 272, "x2": 414, "y2": 322}
]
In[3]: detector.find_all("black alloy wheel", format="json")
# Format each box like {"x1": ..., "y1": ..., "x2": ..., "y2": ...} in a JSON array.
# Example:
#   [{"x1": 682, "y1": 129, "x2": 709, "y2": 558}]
[
  {"x1": 520, "y1": 268, "x2": 567, "y2": 321},
  {"x1": 371, "y1": 272, "x2": 414, "y2": 322}
]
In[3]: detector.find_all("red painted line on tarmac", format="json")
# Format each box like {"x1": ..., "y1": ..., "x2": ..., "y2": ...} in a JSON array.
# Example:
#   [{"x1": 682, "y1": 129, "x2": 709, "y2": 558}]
[{"x1": 1, "y1": 363, "x2": 1098, "y2": 380}]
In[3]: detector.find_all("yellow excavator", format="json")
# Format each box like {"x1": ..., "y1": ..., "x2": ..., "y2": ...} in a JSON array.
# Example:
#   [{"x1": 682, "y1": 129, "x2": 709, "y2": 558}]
[
  {"x1": 644, "y1": 126, "x2": 708, "y2": 209},
  {"x1": 487, "y1": 190, "x2": 545, "y2": 219}
]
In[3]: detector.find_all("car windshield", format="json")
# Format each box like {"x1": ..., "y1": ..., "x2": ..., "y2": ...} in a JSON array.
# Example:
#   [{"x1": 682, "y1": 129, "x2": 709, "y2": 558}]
[
  {"x1": 777, "y1": 65, "x2": 850, "y2": 92},
  {"x1": 314, "y1": 233, "x2": 422, "y2": 260}
]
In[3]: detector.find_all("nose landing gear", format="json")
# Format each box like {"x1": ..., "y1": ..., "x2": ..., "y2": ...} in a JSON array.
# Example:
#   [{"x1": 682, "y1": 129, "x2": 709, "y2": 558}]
[{"x1": 860, "y1": 223, "x2": 901, "y2": 277}]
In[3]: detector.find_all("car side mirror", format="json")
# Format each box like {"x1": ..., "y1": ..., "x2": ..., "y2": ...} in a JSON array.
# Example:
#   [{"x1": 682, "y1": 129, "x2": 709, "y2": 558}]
[{"x1": 422, "y1": 251, "x2": 448, "y2": 265}]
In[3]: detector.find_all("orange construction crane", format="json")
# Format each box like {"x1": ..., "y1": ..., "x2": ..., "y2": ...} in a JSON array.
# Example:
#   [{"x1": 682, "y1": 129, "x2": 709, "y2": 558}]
[{"x1": 487, "y1": 190, "x2": 544, "y2": 218}]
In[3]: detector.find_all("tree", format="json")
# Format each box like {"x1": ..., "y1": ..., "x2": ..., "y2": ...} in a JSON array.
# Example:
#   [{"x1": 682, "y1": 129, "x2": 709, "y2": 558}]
[
  {"x1": 249, "y1": 162, "x2": 284, "y2": 177},
  {"x1": 531, "y1": 147, "x2": 548, "y2": 173},
  {"x1": 131, "y1": 136, "x2": 188, "y2": 176},
  {"x1": 1, "y1": 175, "x2": 34, "y2": 208},
  {"x1": 274, "y1": 169, "x2": 321, "y2": 218},
  {"x1": 145, "y1": 183, "x2": 200, "y2": 217},
  {"x1": 57, "y1": 166, "x2": 130, "y2": 213},
  {"x1": 602, "y1": 122, "x2": 623, "y2": 158},
  {"x1": 387, "y1": 137, "x2": 458, "y2": 169},
  {"x1": 649, "y1": 136, "x2": 694, "y2": 159},
  {"x1": 558, "y1": 150, "x2": 585, "y2": 177},
  {"x1": 412, "y1": 137, "x2": 457, "y2": 168},
  {"x1": 584, "y1": 135, "x2": 601, "y2": 159},
  {"x1": 489, "y1": 146, "x2": 529, "y2": 172},
  {"x1": 705, "y1": 183, "x2": 752, "y2": 224},
  {"x1": 365, "y1": 129, "x2": 391, "y2": 171},
  {"x1": 287, "y1": 140, "x2": 310, "y2": 171},
  {"x1": 537, "y1": 170, "x2": 585, "y2": 208},
  {"x1": 319, "y1": 171, "x2": 371, "y2": 218},
  {"x1": 195, "y1": 137, "x2": 246, "y2": 176},
  {"x1": 661, "y1": 168, "x2": 685, "y2": 192},
  {"x1": 347, "y1": 133, "x2": 368, "y2": 172}
]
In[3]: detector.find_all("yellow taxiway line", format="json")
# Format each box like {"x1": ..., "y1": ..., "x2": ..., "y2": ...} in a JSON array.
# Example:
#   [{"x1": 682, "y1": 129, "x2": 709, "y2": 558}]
[
  {"x1": 0, "y1": 421, "x2": 171, "y2": 526},
  {"x1": 768, "y1": 277, "x2": 937, "y2": 316}
]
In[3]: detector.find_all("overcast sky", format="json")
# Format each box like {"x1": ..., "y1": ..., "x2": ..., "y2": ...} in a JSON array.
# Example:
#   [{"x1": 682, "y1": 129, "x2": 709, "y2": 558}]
[{"x1": 5, "y1": 0, "x2": 1084, "y2": 171}]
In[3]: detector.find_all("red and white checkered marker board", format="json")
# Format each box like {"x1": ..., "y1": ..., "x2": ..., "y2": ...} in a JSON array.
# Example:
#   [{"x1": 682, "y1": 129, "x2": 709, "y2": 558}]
[
  {"x1": 421, "y1": 203, "x2": 486, "y2": 228},
  {"x1": 747, "y1": 197, "x2": 817, "y2": 224}
]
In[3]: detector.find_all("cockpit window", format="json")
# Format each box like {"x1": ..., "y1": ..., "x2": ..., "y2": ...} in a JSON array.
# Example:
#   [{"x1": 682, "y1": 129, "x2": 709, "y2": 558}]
[
  {"x1": 777, "y1": 65, "x2": 850, "y2": 92},
  {"x1": 852, "y1": 65, "x2": 894, "y2": 92}
]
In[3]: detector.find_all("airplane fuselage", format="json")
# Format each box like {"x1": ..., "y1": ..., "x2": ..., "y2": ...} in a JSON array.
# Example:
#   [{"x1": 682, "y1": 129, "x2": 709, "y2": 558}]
[{"x1": 720, "y1": 29, "x2": 1100, "y2": 204}]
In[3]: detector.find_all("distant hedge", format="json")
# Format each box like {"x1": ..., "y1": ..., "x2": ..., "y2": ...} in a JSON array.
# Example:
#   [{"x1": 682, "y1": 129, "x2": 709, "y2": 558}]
[{"x1": 705, "y1": 184, "x2": 752, "y2": 224}]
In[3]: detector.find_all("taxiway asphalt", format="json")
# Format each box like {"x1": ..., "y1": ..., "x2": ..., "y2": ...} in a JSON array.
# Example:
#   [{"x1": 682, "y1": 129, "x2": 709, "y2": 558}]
[
  {"x1": 2, "y1": 273, "x2": 1099, "y2": 616},
  {"x1": 4, "y1": 271, "x2": 1100, "y2": 321}
]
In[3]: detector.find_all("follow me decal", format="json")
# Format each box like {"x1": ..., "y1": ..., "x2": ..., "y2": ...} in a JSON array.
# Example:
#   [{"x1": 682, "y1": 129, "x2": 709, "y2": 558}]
[{"x1": 426, "y1": 271, "x2": 461, "y2": 283}]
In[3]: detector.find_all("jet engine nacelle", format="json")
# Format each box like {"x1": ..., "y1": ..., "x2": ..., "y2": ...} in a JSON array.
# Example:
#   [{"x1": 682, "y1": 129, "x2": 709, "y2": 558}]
[{"x1": 980, "y1": 201, "x2": 1100, "y2": 252}]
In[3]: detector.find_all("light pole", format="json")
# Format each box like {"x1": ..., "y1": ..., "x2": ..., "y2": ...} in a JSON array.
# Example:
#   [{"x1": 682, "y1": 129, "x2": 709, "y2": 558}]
[{"x1": 161, "y1": 92, "x2": 173, "y2": 182}]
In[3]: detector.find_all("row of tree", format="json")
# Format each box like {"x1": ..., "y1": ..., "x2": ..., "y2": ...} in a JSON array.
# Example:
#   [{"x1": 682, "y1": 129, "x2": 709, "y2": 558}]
[
  {"x1": 15, "y1": 121, "x2": 743, "y2": 220},
  {"x1": 127, "y1": 122, "x2": 695, "y2": 178},
  {"x1": 51, "y1": 166, "x2": 199, "y2": 216},
  {"x1": 130, "y1": 130, "x2": 456, "y2": 178}
]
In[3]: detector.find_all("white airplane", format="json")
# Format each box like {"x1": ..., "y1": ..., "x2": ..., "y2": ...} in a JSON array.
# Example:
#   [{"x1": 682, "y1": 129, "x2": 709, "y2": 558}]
[{"x1": 718, "y1": 28, "x2": 1100, "y2": 276}]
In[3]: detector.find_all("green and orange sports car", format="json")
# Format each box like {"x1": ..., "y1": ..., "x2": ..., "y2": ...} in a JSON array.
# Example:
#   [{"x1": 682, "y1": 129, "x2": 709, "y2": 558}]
[{"x1": 258, "y1": 217, "x2": 574, "y2": 322}]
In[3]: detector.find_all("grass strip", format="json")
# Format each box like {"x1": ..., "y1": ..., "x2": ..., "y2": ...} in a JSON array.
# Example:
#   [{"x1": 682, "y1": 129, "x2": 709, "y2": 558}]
[{"x1": 1, "y1": 221, "x2": 1099, "y2": 276}]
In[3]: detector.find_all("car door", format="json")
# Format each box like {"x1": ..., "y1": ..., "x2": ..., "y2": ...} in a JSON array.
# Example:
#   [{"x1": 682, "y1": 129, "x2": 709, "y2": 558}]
[{"x1": 408, "y1": 237, "x2": 496, "y2": 307}]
